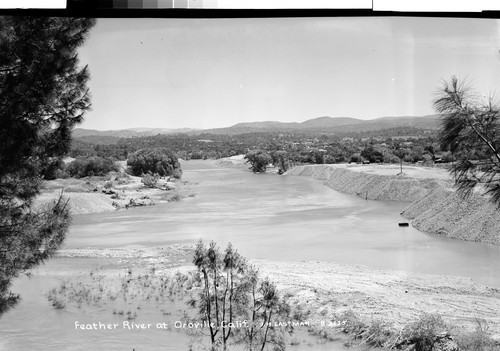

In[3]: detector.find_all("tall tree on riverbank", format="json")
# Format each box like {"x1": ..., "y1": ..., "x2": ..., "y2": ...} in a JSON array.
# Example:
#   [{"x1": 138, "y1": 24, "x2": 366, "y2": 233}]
[
  {"x1": 270, "y1": 150, "x2": 289, "y2": 174},
  {"x1": 394, "y1": 147, "x2": 409, "y2": 174},
  {"x1": 127, "y1": 147, "x2": 182, "y2": 178},
  {"x1": 245, "y1": 150, "x2": 273, "y2": 173},
  {"x1": 0, "y1": 16, "x2": 95, "y2": 316},
  {"x1": 434, "y1": 76, "x2": 500, "y2": 206},
  {"x1": 191, "y1": 240, "x2": 291, "y2": 351}
]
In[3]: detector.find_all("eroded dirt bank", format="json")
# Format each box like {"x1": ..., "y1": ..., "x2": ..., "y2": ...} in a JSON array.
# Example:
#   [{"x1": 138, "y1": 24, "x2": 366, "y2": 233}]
[{"x1": 286, "y1": 164, "x2": 500, "y2": 245}]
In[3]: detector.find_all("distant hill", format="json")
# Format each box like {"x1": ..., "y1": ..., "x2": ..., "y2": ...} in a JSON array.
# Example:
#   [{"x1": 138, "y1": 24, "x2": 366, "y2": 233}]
[
  {"x1": 200, "y1": 115, "x2": 439, "y2": 135},
  {"x1": 73, "y1": 127, "x2": 200, "y2": 139},
  {"x1": 73, "y1": 115, "x2": 440, "y2": 141},
  {"x1": 329, "y1": 115, "x2": 441, "y2": 134},
  {"x1": 300, "y1": 116, "x2": 363, "y2": 129}
]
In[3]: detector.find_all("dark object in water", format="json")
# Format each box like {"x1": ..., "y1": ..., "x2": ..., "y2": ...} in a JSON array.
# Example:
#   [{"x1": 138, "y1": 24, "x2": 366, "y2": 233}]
[{"x1": 399, "y1": 222, "x2": 409, "y2": 227}]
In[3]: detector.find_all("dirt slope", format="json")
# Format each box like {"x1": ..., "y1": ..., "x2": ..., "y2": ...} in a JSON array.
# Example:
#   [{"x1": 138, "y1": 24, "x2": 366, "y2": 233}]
[{"x1": 286, "y1": 164, "x2": 500, "y2": 245}]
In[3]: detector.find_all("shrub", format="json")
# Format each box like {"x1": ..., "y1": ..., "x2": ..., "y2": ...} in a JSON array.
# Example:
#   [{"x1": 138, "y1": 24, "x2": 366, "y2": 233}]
[
  {"x1": 40, "y1": 158, "x2": 66, "y2": 180},
  {"x1": 141, "y1": 173, "x2": 160, "y2": 188},
  {"x1": 66, "y1": 157, "x2": 119, "y2": 178},
  {"x1": 350, "y1": 153, "x2": 362, "y2": 163},
  {"x1": 455, "y1": 318, "x2": 497, "y2": 351},
  {"x1": 172, "y1": 168, "x2": 182, "y2": 179},
  {"x1": 127, "y1": 148, "x2": 182, "y2": 178},
  {"x1": 401, "y1": 313, "x2": 448, "y2": 351},
  {"x1": 362, "y1": 318, "x2": 393, "y2": 347},
  {"x1": 54, "y1": 168, "x2": 70, "y2": 179}
]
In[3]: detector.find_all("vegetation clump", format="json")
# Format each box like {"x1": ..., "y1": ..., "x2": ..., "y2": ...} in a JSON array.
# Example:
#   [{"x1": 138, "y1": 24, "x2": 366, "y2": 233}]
[
  {"x1": 127, "y1": 147, "x2": 182, "y2": 178},
  {"x1": 455, "y1": 318, "x2": 499, "y2": 351},
  {"x1": 66, "y1": 157, "x2": 119, "y2": 178},
  {"x1": 244, "y1": 150, "x2": 273, "y2": 173},
  {"x1": 141, "y1": 172, "x2": 160, "y2": 188},
  {"x1": 327, "y1": 311, "x2": 500, "y2": 351}
]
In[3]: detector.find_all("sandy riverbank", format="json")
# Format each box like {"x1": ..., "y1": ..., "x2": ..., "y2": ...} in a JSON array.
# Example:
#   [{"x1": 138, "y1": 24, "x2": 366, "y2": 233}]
[
  {"x1": 215, "y1": 154, "x2": 248, "y2": 168},
  {"x1": 54, "y1": 245, "x2": 500, "y2": 341},
  {"x1": 286, "y1": 164, "x2": 500, "y2": 245},
  {"x1": 254, "y1": 259, "x2": 500, "y2": 339},
  {"x1": 35, "y1": 173, "x2": 194, "y2": 215}
]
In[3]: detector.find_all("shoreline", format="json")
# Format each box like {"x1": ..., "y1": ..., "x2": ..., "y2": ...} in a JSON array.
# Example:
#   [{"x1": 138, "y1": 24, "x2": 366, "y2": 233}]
[
  {"x1": 254, "y1": 259, "x2": 500, "y2": 338},
  {"x1": 35, "y1": 172, "x2": 195, "y2": 215},
  {"x1": 286, "y1": 164, "x2": 500, "y2": 245},
  {"x1": 53, "y1": 245, "x2": 500, "y2": 342}
]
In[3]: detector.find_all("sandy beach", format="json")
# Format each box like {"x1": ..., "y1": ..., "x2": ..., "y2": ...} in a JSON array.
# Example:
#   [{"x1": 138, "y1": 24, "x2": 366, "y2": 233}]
[{"x1": 35, "y1": 172, "x2": 195, "y2": 215}]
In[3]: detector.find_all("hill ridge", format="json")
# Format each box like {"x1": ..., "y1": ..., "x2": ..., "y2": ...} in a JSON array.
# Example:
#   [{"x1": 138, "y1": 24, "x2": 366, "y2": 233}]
[{"x1": 74, "y1": 114, "x2": 439, "y2": 138}]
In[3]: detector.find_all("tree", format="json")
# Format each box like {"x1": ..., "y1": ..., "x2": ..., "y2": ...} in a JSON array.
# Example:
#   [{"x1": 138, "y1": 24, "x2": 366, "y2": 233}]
[
  {"x1": 309, "y1": 149, "x2": 325, "y2": 165},
  {"x1": 394, "y1": 148, "x2": 409, "y2": 174},
  {"x1": 191, "y1": 240, "x2": 290, "y2": 351},
  {"x1": 434, "y1": 76, "x2": 500, "y2": 206},
  {"x1": 270, "y1": 150, "x2": 289, "y2": 175},
  {"x1": 66, "y1": 156, "x2": 118, "y2": 178},
  {"x1": 244, "y1": 150, "x2": 272, "y2": 173},
  {"x1": 0, "y1": 17, "x2": 95, "y2": 316},
  {"x1": 127, "y1": 147, "x2": 182, "y2": 178},
  {"x1": 424, "y1": 144, "x2": 437, "y2": 161},
  {"x1": 350, "y1": 153, "x2": 362, "y2": 163},
  {"x1": 361, "y1": 146, "x2": 384, "y2": 163}
]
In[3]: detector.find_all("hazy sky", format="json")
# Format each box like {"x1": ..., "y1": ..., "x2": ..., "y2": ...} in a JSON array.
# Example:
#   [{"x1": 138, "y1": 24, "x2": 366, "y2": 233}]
[{"x1": 78, "y1": 17, "x2": 500, "y2": 130}]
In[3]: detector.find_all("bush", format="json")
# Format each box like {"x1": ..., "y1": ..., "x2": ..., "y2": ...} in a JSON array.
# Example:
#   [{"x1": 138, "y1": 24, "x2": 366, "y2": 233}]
[
  {"x1": 40, "y1": 158, "x2": 66, "y2": 180},
  {"x1": 66, "y1": 157, "x2": 119, "y2": 178},
  {"x1": 401, "y1": 313, "x2": 448, "y2": 351},
  {"x1": 127, "y1": 147, "x2": 182, "y2": 178},
  {"x1": 455, "y1": 318, "x2": 497, "y2": 351},
  {"x1": 141, "y1": 173, "x2": 160, "y2": 188},
  {"x1": 54, "y1": 168, "x2": 70, "y2": 179},
  {"x1": 350, "y1": 153, "x2": 362, "y2": 163},
  {"x1": 172, "y1": 168, "x2": 182, "y2": 179}
]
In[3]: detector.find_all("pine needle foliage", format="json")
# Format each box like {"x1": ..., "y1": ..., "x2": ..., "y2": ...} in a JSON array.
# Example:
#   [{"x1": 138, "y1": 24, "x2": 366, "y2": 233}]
[
  {"x1": 0, "y1": 16, "x2": 95, "y2": 316},
  {"x1": 434, "y1": 76, "x2": 500, "y2": 206}
]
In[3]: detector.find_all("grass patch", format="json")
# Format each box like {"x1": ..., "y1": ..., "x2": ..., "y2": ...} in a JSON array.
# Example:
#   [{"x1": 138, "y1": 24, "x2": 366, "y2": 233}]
[
  {"x1": 454, "y1": 318, "x2": 500, "y2": 351},
  {"x1": 46, "y1": 268, "x2": 194, "y2": 314}
]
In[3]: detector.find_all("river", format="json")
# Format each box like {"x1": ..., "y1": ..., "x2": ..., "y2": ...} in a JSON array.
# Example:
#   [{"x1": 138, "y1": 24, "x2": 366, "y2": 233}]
[{"x1": 1, "y1": 159, "x2": 500, "y2": 351}]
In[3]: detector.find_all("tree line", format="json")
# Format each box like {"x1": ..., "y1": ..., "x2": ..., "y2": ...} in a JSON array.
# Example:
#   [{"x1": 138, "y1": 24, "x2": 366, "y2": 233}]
[{"x1": 69, "y1": 130, "x2": 446, "y2": 169}]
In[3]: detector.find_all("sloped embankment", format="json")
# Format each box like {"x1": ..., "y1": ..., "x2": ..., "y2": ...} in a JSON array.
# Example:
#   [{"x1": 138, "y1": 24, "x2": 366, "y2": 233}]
[{"x1": 286, "y1": 165, "x2": 500, "y2": 245}]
